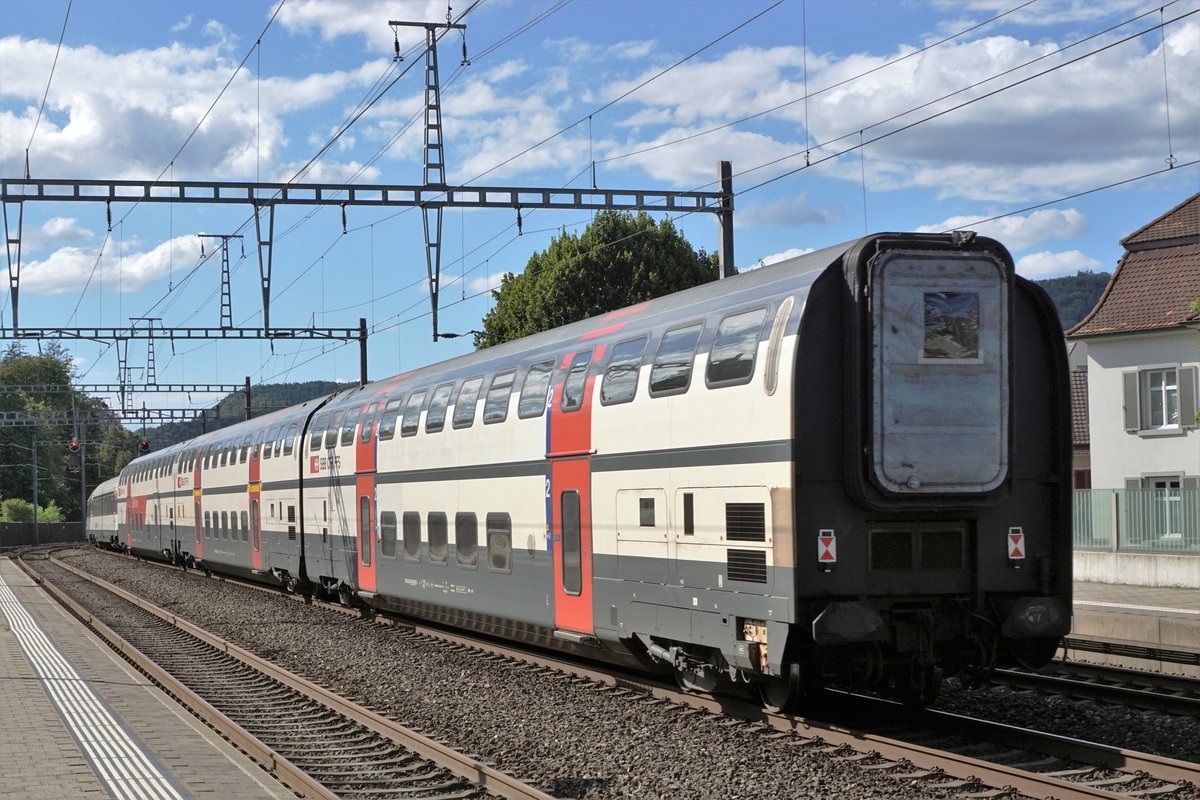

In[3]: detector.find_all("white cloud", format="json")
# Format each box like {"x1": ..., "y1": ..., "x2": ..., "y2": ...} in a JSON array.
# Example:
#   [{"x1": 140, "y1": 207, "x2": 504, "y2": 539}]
[
  {"x1": 755, "y1": 247, "x2": 815, "y2": 269},
  {"x1": 276, "y1": 0, "x2": 449, "y2": 54},
  {"x1": 1014, "y1": 249, "x2": 1102, "y2": 279},
  {"x1": 21, "y1": 234, "x2": 202, "y2": 295},
  {"x1": 931, "y1": 0, "x2": 1147, "y2": 26},
  {"x1": 171, "y1": 15, "x2": 194, "y2": 33},
  {"x1": 609, "y1": 40, "x2": 655, "y2": 60},
  {"x1": 916, "y1": 208, "x2": 1088, "y2": 250},
  {"x1": 22, "y1": 217, "x2": 95, "y2": 253},
  {"x1": 0, "y1": 36, "x2": 383, "y2": 181},
  {"x1": 740, "y1": 194, "x2": 839, "y2": 227}
]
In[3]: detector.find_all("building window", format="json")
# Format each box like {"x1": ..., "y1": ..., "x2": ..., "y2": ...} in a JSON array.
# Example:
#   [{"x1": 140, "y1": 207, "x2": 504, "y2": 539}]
[{"x1": 1125, "y1": 366, "x2": 1197, "y2": 432}]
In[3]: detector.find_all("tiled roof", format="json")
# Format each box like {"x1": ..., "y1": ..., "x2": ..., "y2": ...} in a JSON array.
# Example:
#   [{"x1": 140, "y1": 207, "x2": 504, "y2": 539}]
[
  {"x1": 1068, "y1": 192, "x2": 1200, "y2": 337},
  {"x1": 1123, "y1": 192, "x2": 1200, "y2": 247},
  {"x1": 1070, "y1": 369, "x2": 1089, "y2": 449}
]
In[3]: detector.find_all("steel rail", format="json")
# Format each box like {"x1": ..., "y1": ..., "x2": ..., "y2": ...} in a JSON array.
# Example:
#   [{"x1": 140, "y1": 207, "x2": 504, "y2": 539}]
[
  {"x1": 993, "y1": 665, "x2": 1200, "y2": 715},
  {"x1": 41, "y1": 553, "x2": 556, "y2": 800},
  {"x1": 68, "y1": 547, "x2": 1196, "y2": 800},
  {"x1": 13, "y1": 555, "x2": 337, "y2": 800}
]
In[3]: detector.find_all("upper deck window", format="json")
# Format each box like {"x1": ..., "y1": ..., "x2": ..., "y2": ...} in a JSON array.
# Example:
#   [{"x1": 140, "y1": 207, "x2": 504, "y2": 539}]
[
  {"x1": 483, "y1": 371, "x2": 515, "y2": 424},
  {"x1": 378, "y1": 397, "x2": 402, "y2": 441},
  {"x1": 601, "y1": 337, "x2": 647, "y2": 406},
  {"x1": 401, "y1": 391, "x2": 427, "y2": 437},
  {"x1": 518, "y1": 361, "x2": 554, "y2": 419},
  {"x1": 561, "y1": 351, "x2": 593, "y2": 412},
  {"x1": 707, "y1": 308, "x2": 767, "y2": 387},
  {"x1": 453, "y1": 377, "x2": 483, "y2": 428},
  {"x1": 425, "y1": 383, "x2": 454, "y2": 433},
  {"x1": 650, "y1": 323, "x2": 703, "y2": 396}
]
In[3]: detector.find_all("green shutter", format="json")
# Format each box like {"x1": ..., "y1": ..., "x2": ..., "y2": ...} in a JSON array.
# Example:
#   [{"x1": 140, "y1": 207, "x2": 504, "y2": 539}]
[
  {"x1": 1122, "y1": 371, "x2": 1140, "y2": 432},
  {"x1": 1179, "y1": 366, "x2": 1198, "y2": 429}
]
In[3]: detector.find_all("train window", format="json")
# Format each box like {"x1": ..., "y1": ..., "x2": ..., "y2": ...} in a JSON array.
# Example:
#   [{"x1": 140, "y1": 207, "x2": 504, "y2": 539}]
[
  {"x1": 380, "y1": 511, "x2": 397, "y2": 557},
  {"x1": 483, "y1": 370, "x2": 515, "y2": 424},
  {"x1": 561, "y1": 491, "x2": 581, "y2": 595},
  {"x1": 425, "y1": 383, "x2": 454, "y2": 433},
  {"x1": 518, "y1": 360, "x2": 554, "y2": 419},
  {"x1": 309, "y1": 417, "x2": 326, "y2": 451},
  {"x1": 683, "y1": 493, "x2": 694, "y2": 536},
  {"x1": 428, "y1": 512, "x2": 448, "y2": 564},
  {"x1": 486, "y1": 513, "x2": 512, "y2": 574},
  {"x1": 707, "y1": 308, "x2": 767, "y2": 387},
  {"x1": 401, "y1": 391, "x2": 427, "y2": 437},
  {"x1": 640, "y1": 498, "x2": 655, "y2": 527},
  {"x1": 763, "y1": 297, "x2": 795, "y2": 397},
  {"x1": 359, "y1": 404, "x2": 376, "y2": 444},
  {"x1": 273, "y1": 436, "x2": 282, "y2": 458},
  {"x1": 221, "y1": 511, "x2": 229, "y2": 539},
  {"x1": 240, "y1": 511, "x2": 249, "y2": 542},
  {"x1": 220, "y1": 450, "x2": 228, "y2": 468},
  {"x1": 263, "y1": 433, "x2": 274, "y2": 459},
  {"x1": 359, "y1": 497, "x2": 371, "y2": 567},
  {"x1": 284, "y1": 426, "x2": 296, "y2": 455},
  {"x1": 561, "y1": 351, "x2": 593, "y2": 412},
  {"x1": 204, "y1": 511, "x2": 211, "y2": 537},
  {"x1": 601, "y1": 337, "x2": 647, "y2": 405},
  {"x1": 453, "y1": 377, "x2": 483, "y2": 428},
  {"x1": 403, "y1": 511, "x2": 421, "y2": 560},
  {"x1": 650, "y1": 323, "x2": 703, "y2": 396},
  {"x1": 251, "y1": 499, "x2": 260, "y2": 551},
  {"x1": 340, "y1": 411, "x2": 357, "y2": 446},
  {"x1": 378, "y1": 397, "x2": 402, "y2": 441},
  {"x1": 231, "y1": 512, "x2": 238, "y2": 539},
  {"x1": 455, "y1": 512, "x2": 478, "y2": 568},
  {"x1": 325, "y1": 410, "x2": 346, "y2": 449}
]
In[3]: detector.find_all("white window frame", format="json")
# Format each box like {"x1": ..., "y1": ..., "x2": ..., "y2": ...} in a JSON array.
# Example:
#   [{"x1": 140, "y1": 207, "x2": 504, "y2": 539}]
[{"x1": 1124, "y1": 364, "x2": 1197, "y2": 436}]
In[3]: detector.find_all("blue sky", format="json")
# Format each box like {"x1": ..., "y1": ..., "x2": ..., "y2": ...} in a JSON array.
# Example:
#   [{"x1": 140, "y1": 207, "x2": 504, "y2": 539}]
[{"x1": 1, "y1": 0, "x2": 1197, "y2": 413}]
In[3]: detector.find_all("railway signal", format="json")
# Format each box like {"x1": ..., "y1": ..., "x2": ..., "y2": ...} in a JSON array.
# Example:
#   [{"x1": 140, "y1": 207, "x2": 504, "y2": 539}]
[{"x1": 138, "y1": 439, "x2": 151, "y2": 453}]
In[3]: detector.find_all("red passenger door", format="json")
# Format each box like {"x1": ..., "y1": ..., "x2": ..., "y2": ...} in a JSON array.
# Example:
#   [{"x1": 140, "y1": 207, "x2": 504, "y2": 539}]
[
  {"x1": 549, "y1": 347, "x2": 601, "y2": 636},
  {"x1": 249, "y1": 435, "x2": 263, "y2": 571},
  {"x1": 355, "y1": 404, "x2": 378, "y2": 593}
]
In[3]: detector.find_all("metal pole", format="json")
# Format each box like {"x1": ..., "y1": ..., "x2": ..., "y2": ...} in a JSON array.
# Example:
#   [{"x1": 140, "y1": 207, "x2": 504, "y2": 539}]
[
  {"x1": 245, "y1": 376, "x2": 252, "y2": 420},
  {"x1": 31, "y1": 439, "x2": 38, "y2": 545},
  {"x1": 80, "y1": 428, "x2": 87, "y2": 536},
  {"x1": 359, "y1": 317, "x2": 368, "y2": 387},
  {"x1": 717, "y1": 160, "x2": 735, "y2": 278}
]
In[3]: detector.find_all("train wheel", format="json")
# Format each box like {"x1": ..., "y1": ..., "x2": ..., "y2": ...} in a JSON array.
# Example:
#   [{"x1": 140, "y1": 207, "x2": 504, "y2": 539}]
[{"x1": 758, "y1": 664, "x2": 805, "y2": 714}]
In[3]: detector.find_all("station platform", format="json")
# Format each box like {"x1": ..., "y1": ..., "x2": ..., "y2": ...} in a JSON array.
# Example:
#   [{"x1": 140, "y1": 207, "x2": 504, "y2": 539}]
[
  {"x1": 1069, "y1": 579, "x2": 1200, "y2": 676},
  {"x1": 0, "y1": 557, "x2": 295, "y2": 800}
]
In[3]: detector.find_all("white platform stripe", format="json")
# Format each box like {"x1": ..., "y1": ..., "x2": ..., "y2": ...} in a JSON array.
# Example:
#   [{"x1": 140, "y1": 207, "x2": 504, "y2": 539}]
[
  {"x1": 0, "y1": 576, "x2": 188, "y2": 800},
  {"x1": 1075, "y1": 599, "x2": 1200, "y2": 616}
]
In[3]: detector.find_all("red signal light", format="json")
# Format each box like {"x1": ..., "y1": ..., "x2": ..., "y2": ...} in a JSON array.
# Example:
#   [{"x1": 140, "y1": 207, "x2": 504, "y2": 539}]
[
  {"x1": 138, "y1": 439, "x2": 151, "y2": 453},
  {"x1": 68, "y1": 440, "x2": 80, "y2": 453}
]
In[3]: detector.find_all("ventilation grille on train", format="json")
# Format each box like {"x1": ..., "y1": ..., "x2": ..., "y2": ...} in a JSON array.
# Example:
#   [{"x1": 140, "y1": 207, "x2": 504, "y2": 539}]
[
  {"x1": 727, "y1": 549, "x2": 767, "y2": 583},
  {"x1": 870, "y1": 529, "x2": 963, "y2": 571},
  {"x1": 726, "y1": 503, "x2": 766, "y2": 542}
]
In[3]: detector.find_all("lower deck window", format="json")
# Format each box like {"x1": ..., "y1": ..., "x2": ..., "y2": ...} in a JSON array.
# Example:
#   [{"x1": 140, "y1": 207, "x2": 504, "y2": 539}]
[
  {"x1": 455, "y1": 512, "x2": 478, "y2": 567},
  {"x1": 487, "y1": 513, "x2": 512, "y2": 573}
]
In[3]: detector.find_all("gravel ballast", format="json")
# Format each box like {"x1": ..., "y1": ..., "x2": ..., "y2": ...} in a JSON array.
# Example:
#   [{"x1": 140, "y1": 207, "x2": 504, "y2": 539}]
[{"x1": 49, "y1": 549, "x2": 1200, "y2": 798}]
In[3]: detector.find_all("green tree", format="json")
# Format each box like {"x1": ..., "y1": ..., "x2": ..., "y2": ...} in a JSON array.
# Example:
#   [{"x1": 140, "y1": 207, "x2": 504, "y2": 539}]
[
  {"x1": 476, "y1": 211, "x2": 720, "y2": 348},
  {"x1": 1, "y1": 497, "x2": 35, "y2": 522}
]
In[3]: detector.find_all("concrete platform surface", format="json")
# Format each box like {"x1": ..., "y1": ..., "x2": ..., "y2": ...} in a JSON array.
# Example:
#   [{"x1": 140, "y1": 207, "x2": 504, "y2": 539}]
[
  {"x1": 1070, "y1": 579, "x2": 1200, "y2": 675},
  {"x1": 0, "y1": 556, "x2": 296, "y2": 800}
]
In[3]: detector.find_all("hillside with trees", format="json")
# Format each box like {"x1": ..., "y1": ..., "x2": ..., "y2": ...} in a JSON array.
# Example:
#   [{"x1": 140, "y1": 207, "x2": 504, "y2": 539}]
[{"x1": 1034, "y1": 271, "x2": 1111, "y2": 330}]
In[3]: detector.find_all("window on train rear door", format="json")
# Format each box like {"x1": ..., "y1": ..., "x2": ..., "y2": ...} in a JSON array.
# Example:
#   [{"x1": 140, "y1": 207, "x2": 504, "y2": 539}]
[
  {"x1": 561, "y1": 491, "x2": 581, "y2": 595},
  {"x1": 360, "y1": 496, "x2": 372, "y2": 566}
]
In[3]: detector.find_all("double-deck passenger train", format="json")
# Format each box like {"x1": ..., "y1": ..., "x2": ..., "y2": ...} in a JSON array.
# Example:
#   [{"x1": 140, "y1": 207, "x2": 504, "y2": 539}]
[{"x1": 87, "y1": 231, "x2": 1072, "y2": 707}]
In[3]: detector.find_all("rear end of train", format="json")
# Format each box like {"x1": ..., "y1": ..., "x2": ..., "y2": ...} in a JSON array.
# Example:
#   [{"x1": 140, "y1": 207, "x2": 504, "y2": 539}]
[{"x1": 785, "y1": 231, "x2": 1072, "y2": 705}]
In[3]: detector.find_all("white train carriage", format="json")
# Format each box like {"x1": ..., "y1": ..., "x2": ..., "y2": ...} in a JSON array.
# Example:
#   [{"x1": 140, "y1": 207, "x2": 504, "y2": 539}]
[{"x1": 98, "y1": 232, "x2": 1072, "y2": 706}]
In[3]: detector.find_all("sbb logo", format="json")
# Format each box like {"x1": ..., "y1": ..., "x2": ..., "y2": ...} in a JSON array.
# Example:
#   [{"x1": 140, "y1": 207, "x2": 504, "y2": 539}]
[{"x1": 310, "y1": 455, "x2": 320, "y2": 473}]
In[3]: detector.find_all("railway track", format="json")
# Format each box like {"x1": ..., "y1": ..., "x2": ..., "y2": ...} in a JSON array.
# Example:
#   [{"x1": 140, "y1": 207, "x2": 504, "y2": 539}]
[
  {"x1": 47, "y1": 547, "x2": 1200, "y2": 800},
  {"x1": 993, "y1": 662, "x2": 1200, "y2": 715},
  {"x1": 18, "y1": 553, "x2": 554, "y2": 800}
]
